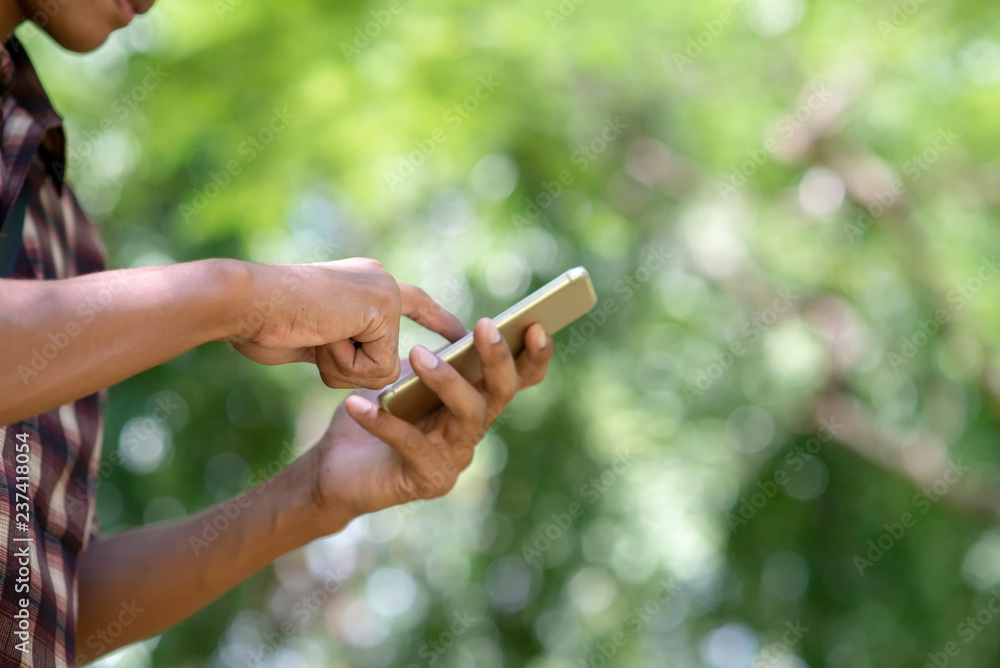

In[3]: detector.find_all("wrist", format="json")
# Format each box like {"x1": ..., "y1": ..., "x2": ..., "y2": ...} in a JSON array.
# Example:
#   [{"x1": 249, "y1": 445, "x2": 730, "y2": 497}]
[
  {"x1": 269, "y1": 449, "x2": 355, "y2": 546},
  {"x1": 204, "y1": 258, "x2": 257, "y2": 342}
]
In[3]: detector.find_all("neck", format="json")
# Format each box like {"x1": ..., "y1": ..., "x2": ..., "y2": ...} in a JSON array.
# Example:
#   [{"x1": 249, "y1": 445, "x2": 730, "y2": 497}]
[{"x1": 0, "y1": 2, "x2": 22, "y2": 44}]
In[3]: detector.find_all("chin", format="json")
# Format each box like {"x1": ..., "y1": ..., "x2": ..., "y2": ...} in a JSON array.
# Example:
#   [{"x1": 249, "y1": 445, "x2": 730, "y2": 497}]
[
  {"x1": 15, "y1": 0, "x2": 136, "y2": 52},
  {"x1": 32, "y1": 12, "x2": 121, "y2": 53},
  {"x1": 50, "y1": 31, "x2": 115, "y2": 53}
]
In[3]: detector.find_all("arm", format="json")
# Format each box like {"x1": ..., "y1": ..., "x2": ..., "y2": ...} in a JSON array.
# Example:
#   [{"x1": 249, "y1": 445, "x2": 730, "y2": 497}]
[
  {"x1": 76, "y1": 320, "x2": 553, "y2": 662},
  {"x1": 75, "y1": 458, "x2": 329, "y2": 664},
  {"x1": 0, "y1": 259, "x2": 242, "y2": 424},
  {"x1": 0, "y1": 258, "x2": 466, "y2": 425}
]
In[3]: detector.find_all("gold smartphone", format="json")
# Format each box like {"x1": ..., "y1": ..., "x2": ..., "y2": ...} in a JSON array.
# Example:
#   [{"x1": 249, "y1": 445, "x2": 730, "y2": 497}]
[{"x1": 378, "y1": 266, "x2": 597, "y2": 423}]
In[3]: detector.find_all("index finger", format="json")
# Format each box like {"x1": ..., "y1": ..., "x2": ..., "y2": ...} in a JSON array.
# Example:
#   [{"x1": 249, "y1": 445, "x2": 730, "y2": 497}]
[{"x1": 399, "y1": 283, "x2": 467, "y2": 343}]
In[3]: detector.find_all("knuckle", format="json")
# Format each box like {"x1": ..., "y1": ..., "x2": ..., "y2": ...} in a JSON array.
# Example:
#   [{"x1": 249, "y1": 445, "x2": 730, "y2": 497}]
[
  {"x1": 492, "y1": 343, "x2": 514, "y2": 365},
  {"x1": 403, "y1": 430, "x2": 426, "y2": 454},
  {"x1": 373, "y1": 265, "x2": 394, "y2": 285},
  {"x1": 398, "y1": 477, "x2": 422, "y2": 503},
  {"x1": 410, "y1": 468, "x2": 456, "y2": 501},
  {"x1": 317, "y1": 366, "x2": 344, "y2": 388},
  {"x1": 523, "y1": 371, "x2": 545, "y2": 388},
  {"x1": 408, "y1": 304, "x2": 426, "y2": 323},
  {"x1": 366, "y1": 303, "x2": 387, "y2": 329},
  {"x1": 500, "y1": 378, "x2": 518, "y2": 404},
  {"x1": 469, "y1": 395, "x2": 488, "y2": 424},
  {"x1": 435, "y1": 474, "x2": 458, "y2": 497},
  {"x1": 376, "y1": 284, "x2": 401, "y2": 312},
  {"x1": 455, "y1": 444, "x2": 476, "y2": 470},
  {"x1": 483, "y1": 403, "x2": 502, "y2": 426},
  {"x1": 363, "y1": 376, "x2": 390, "y2": 390}
]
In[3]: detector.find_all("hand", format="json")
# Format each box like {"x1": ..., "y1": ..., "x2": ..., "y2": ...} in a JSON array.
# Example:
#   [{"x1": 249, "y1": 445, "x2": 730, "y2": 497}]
[
  {"x1": 228, "y1": 258, "x2": 467, "y2": 389},
  {"x1": 301, "y1": 319, "x2": 553, "y2": 532}
]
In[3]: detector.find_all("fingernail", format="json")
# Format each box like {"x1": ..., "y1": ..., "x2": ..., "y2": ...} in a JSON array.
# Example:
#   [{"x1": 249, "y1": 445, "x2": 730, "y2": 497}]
[
  {"x1": 487, "y1": 319, "x2": 502, "y2": 344},
  {"x1": 348, "y1": 395, "x2": 377, "y2": 416},
  {"x1": 414, "y1": 345, "x2": 439, "y2": 370},
  {"x1": 537, "y1": 329, "x2": 548, "y2": 349}
]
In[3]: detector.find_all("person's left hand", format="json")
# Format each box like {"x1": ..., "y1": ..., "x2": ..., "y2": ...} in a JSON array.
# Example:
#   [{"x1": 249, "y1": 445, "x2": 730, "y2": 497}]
[{"x1": 300, "y1": 318, "x2": 553, "y2": 533}]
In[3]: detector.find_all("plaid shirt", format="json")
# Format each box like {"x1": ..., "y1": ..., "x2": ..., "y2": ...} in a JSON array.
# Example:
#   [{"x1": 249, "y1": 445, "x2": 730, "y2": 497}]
[{"x1": 0, "y1": 37, "x2": 106, "y2": 668}]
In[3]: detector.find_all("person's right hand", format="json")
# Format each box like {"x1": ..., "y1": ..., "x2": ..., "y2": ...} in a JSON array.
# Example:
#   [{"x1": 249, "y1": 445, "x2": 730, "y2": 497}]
[{"x1": 228, "y1": 258, "x2": 467, "y2": 389}]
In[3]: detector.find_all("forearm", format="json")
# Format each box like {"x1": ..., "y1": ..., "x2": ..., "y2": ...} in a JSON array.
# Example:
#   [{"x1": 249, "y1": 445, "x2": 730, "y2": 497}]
[
  {"x1": 0, "y1": 259, "x2": 248, "y2": 424},
  {"x1": 75, "y1": 455, "x2": 339, "y2": 663}
]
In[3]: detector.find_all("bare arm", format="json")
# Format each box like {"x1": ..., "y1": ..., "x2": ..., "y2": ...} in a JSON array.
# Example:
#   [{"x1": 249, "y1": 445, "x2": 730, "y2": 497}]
[
  {"x1": 0, "y1": 258, "x2": 467, "y2": 425},
  {"x1": 75, "y1": 461, "x2": 328, "y2": 664},
  {"x1": 75, "y1": 321, "x2": 553, "y2": 663},
  {"x1": 0, "y1": 259, "x2": 243, "y2": 424}
]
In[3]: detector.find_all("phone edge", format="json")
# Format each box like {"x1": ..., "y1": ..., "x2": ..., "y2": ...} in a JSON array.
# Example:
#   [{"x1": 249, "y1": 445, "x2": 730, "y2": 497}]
[{"x1": 378, "y1": 267, "x2": 592, "y2": 413}]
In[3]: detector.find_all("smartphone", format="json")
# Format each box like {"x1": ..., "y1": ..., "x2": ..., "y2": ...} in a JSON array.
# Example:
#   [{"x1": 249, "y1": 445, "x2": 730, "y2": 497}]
[{"x1": 378, "y1": 266, "x2": 597, "y2": 423}]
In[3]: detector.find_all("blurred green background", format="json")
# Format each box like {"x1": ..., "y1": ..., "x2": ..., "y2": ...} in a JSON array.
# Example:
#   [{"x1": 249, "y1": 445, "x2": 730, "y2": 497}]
[{"x1": 22, "y1": 0, "x2": 1000, "y2": 665}]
